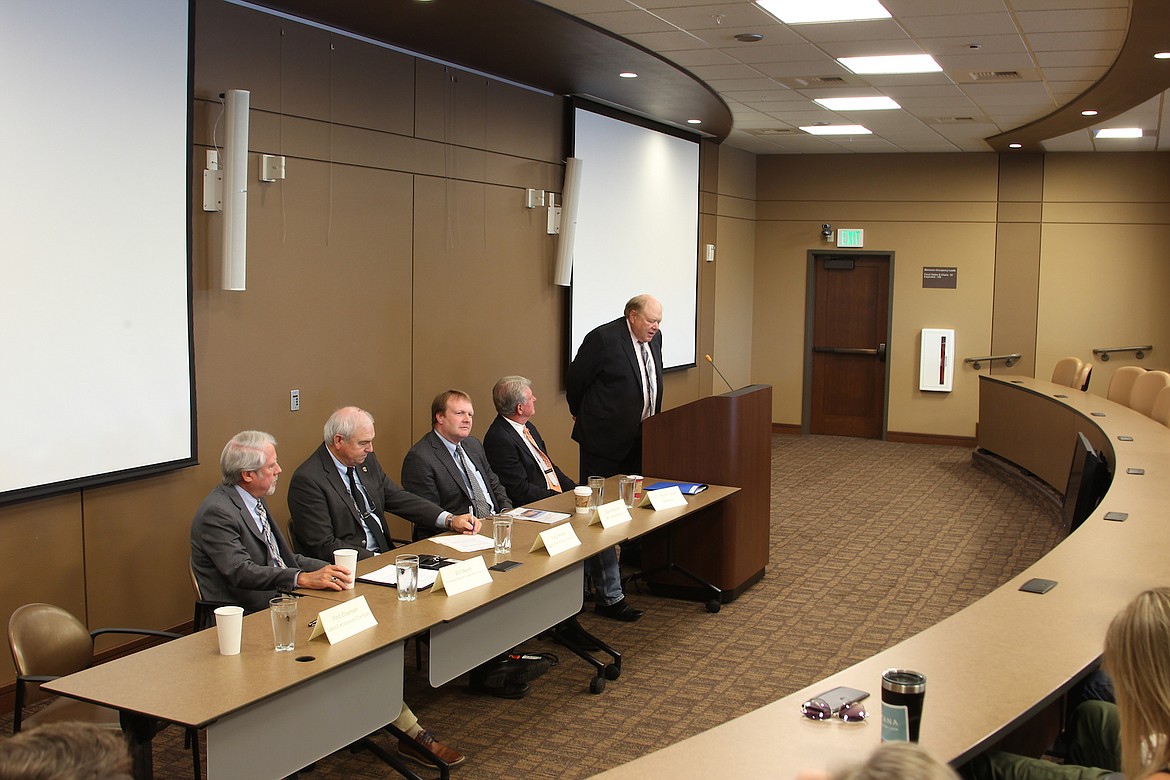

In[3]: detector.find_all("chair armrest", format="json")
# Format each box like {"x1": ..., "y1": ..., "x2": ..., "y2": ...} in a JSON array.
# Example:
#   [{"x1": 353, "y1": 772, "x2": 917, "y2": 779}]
[
  {"x1": 90, "y1": 628, "x2": 182, "y2": 641},
  {"x1": 17, "y1": 674, "x2": 58, "y2": 684}
]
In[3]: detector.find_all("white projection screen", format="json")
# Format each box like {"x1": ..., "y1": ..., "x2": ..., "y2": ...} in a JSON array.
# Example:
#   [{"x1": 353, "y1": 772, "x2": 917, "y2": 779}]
[
  {"x1": 0, "y1": 0, "x2": 195, "y2": 504},
  {"x1": 568, "y1": 105, "x2": 699, "y2": 370}
]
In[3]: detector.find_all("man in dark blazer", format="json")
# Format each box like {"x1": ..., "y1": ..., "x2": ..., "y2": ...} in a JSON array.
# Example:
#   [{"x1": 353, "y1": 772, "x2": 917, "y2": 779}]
[
  {"x1": 190, "y1": 429, "x2": 465, "y2": 769},
  {"x1": 287, "y1": 406, "x2": 479, "y2": 562},
  {"x1": 401, "y1": 390, "x2": 512, "y2": 542},
  {"x1": 484, "y1": 376, "x2": 643, "y2": 621},
  {"x1": 567, "y1": 293, "x2": 664, "y2": 480}
]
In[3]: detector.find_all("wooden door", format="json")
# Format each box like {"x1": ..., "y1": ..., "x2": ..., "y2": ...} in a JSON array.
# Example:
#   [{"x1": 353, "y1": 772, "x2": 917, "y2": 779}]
[{"x1": 809, "y1": 254, "x2": 890, "y2": 438}]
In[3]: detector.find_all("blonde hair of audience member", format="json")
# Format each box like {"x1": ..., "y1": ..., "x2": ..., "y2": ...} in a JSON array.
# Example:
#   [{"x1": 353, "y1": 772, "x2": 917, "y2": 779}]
[
  {"x1": 797, "y1": 742, "x2": 959, "y2": 780},
  {"x1": 1105, "y1": 587, "x2": 1170, "y2": 780},
  {"x1": 0, "y1": 721, "x2": 132, "y2": 780}
]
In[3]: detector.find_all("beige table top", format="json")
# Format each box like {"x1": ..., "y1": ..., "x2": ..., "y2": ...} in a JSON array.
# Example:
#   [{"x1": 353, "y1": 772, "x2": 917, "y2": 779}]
[
  {"x1": 44, "y1": 477, "x2": 738, "y2": 730},
  {"x1": 593, "y1": 377, "x2": 1170, "y2": 778}
]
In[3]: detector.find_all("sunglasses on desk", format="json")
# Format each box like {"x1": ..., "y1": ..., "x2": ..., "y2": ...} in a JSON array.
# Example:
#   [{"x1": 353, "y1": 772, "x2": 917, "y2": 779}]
[{"x1": 800, "y1": 697, "x2": 868, "y2": 722}]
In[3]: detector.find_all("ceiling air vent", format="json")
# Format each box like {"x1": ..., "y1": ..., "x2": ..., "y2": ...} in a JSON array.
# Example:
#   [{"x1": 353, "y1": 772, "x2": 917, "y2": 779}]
[
  {"x1": 968, "y1": 70, "x2": 1021, "y2": 81},
  {"x1": 932, "y1": 117, "x2": 978, "y2": 124},
  {"x1": 794, "y1": 76, "x2": 848, "y2": 86},
  {"x1": 750, "y1": 128, "x2": 797, "y2": 135}
]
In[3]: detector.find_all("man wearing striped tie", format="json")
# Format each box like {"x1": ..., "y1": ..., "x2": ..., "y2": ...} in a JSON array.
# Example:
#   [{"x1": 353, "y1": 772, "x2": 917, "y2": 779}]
[{"x1": 484, "y1": 376, "x2": 643, "y2": 621}]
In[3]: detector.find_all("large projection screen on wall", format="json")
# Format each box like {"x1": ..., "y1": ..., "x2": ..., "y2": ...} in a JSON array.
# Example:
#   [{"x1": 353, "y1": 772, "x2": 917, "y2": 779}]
[
  {"x1": 0, "y1": 0, "x2": 195, "y2": 505},
  {"x1": 569, "y1": 105, "x2": 699, "y2": 370}
]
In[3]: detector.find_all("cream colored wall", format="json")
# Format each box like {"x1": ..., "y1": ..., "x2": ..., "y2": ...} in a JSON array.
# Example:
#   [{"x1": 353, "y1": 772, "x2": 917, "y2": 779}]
[
  {"x1": 752, "y1": 154, "x2": 1000, "y2": 438},
  {"x1": 713, "y1": 145, "x2": 758, "y2": 391}
]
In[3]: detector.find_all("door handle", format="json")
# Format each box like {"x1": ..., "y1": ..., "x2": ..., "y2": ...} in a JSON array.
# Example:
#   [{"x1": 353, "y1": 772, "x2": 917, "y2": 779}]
[
  {"x1": 878, "y1": 342, "x2": 887, "y2": 361},
  {"x1": 814, "y1": 346, "x2": 879, "y2": 356}
]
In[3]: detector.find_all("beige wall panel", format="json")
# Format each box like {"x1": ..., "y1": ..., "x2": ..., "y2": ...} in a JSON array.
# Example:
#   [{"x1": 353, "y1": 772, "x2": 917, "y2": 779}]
[
  {"x1": 1043, "y1": 203, "x2": 1170, "y2": 226},
  {"x1": 757, "y1": 154, "x2": 999, "y2": 202},
  {"x1": 992, "y1": 222, "x2": 1042, "y2": 378},
  {"x1": 717, "y1": 145, "x2": 757, "y2": 202},
  {"x1": 1043, "y1": 153, "x2": 1170, "y2": 203},
  {"x1": 885, "y1": 224, "x2": 996, "y2": 437},
  {"x1": 751, "y1": 222, "x2": 810, "y2": 424},
  {"x1": 719, "y1": 195, "x2": 757, "y2": 221},
  {"x1": 484, "y1": 80, "x2": 565, "y2": 164},
  {"x1": 1037, "y1": 222, "x2": 1170, "y2": 394},
  {"x1": 328, "y1": 37, "x2": 416, "y2": 136},
  {"x1": 414, "y1": 63, "x2": 492, "y2": 152},
  {"x1": 330, "y1": 123, "x2": 444, "y2": 177},
  {"x1": 193, "y1": 1, "x2": 284, "y2": 105},
  {"x1": 757, "y1": 201, "x2": 998, "y2": 224},
  {"x1": 998, "y1": 202, "x2": 1043, "y2": 223},
  {"x1": 997, "y1": 154, "x2": 1044, "y2": 202},
  {"x1": 0, "y1": 495, "x2": 85, "y2": 682},
  {"x1": 714, "y1": 214, "x2": 758, "y2": 391}
]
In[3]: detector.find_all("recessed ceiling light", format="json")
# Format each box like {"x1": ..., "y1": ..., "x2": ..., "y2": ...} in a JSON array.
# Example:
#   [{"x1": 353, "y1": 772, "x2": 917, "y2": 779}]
[
  {"x1": 1095, "y1": 128, "x2": 1143, "y2": 138},
  {"x1": 814, "y1": 96, "x2": 901, "y2": 111},
  {"x1": 619, "y1": 72, "x2": 638, "y2": 79},
  {"x1": 1154, "y1": 52, "x2": 1170, "y2": 60},
  {"x1": 800, "y1": 124, "x2": 872, "y2": 135},
  {"x1": 1080, "y1": 110, "x2": 1098, "y2": 116},
  {"x1": 838, "y1": 55, "x2": 942, "y2": 75},
  {"x1": 755, "y1": 0, "x2": 890, "y2": 25},
  {"x1": 734, "y1": 33, "x2": 765, "y2": 42},
  {"x1": 1009, "y1": 143, "x2": 1022, "y2": 149},
  {"x1": 687, "y1": 119, "x2": 702, "y2": 124}
]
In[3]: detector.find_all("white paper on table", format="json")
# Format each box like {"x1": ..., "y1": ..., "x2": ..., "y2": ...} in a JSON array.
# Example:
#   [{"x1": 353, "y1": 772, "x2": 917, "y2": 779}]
[
  {"x1": 429, "y1": 533, "x2": 496, "y2": 553},
  {"x1": 507, "y1": 507, "x2": 572, "y2": 524},
  {"x1": 357, "y1": 562, "x2": 439, "y2": 590}
]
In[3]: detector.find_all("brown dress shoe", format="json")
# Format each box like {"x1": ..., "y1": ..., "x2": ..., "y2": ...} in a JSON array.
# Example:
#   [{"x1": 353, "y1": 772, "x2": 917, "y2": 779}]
[{"x1": 398, "y1": 728, "x2": 466, "y2": 767}]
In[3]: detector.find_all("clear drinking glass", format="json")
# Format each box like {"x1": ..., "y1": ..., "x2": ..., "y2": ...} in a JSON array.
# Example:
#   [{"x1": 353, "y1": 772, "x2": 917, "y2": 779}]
[
  {"x1": 268, "y1": 596, "x2": 297, "y2": 652},
  {"x1": 396, "y1": 554, "x2": 419, "y2": 602}
]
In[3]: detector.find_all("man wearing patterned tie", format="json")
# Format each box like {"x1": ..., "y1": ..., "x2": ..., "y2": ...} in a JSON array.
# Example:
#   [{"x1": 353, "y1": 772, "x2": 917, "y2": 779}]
[
  {"x1": 287, "y1": 406, "x2": 479, "y2": 563},
  {"x1": 484, "y1": 376, "x2": 643, "y2": 621},
  {"x1": 567, "y1": 294, "x2": 664, "y2": 480},
  {"x1": 190, "y1": 430, "x2": 466, "y2": 769}
]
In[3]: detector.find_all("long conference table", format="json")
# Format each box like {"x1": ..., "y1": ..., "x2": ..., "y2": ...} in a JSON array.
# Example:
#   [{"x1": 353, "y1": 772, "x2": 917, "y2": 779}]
[
  {"x1": 42, "y1": 477, "x2": 738, "y2": 780},
  {"x1": 592, "y1": 374, "x2": 1170, "y2": 778}
]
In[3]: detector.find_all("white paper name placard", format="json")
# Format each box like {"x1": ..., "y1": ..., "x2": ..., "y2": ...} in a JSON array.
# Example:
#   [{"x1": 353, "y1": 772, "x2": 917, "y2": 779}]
[
  {"x1": 433, "y1": 556, "x2": 493, "y2": 596},
  {"x1": 590, "y1": 499, "x2": 632, "y2": 529},
  {"x1": 646, "y1": 485, "x2": 688, "y2": 511},
  {"x1": 308, "y1": 595, "x2": 378, "y2": 645},
  {"x1": 530, "y1": 522, "x2": 582, "y2": 556}
]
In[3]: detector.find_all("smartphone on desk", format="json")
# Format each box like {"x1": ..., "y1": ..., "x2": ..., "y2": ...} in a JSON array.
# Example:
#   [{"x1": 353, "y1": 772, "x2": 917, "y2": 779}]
[
  {"x1": 812, "y1": 686, "x2": 869, "y2": 712},
  {"x1": 417, "y1": 555, "x2": 456, "y2": 570}
]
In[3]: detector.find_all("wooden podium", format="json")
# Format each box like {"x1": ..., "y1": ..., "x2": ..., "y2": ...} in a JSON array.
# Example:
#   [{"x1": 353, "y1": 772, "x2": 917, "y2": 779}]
[{"x1": 638, "y1": 384, "x2": 772, "y2": 605}]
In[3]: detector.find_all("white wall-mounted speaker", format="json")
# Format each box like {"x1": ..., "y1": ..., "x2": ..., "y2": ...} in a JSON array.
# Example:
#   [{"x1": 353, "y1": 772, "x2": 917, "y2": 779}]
[{"x1": 553, "y1": 157, "x2": 581, "y2": 287}]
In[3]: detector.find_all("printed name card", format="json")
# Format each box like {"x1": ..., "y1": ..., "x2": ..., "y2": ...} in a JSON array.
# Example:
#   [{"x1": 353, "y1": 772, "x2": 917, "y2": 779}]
[
  {"x1": 646, "y1": 485, "x2": 687, "y2": 511},
  {"x1": 590, "y1": 499, "x2": 632, "y2": 529},
  {"x1": 433, "y1": 556, "x2": 492, "y2": 596},
  {"x1": 309, "y1": 595, "x2": 378, "y2": 644},
  {"x1": 530, "y1": 522, "x2": 582, "y2": 556}
]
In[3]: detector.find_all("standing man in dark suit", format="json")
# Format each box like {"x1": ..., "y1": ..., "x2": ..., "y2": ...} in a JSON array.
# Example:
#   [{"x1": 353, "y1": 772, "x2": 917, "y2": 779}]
[
  {"x1": 287, "y1": 406, "x2": 479, "y2": 562},
  {"x1": 401, "y1": 390, "x2": 512, "y2": 542},
  {"x1": 190, "y1": 430, "x2": 465, "y2": 768},
  {"x1": 567, "y1": 293, "x2": 664, "y2": 480},
  {"x1": 484, "y1": 376, "x2": 643, "y2": 621}
]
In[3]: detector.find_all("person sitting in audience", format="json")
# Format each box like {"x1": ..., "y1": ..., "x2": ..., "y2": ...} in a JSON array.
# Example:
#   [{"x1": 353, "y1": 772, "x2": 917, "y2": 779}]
[
  {"x1": 0, "y1": 721, "x2": 132, "y2": 780},
  {"x1": 965, "y1": 587, "x2": 1170, "y2": 780},
  {"x1": 190, "y1": 430, "x2": 464, "y2": 769},
  {"x1": 799, "y1": 742, "x2": 959, "y2": 780}
]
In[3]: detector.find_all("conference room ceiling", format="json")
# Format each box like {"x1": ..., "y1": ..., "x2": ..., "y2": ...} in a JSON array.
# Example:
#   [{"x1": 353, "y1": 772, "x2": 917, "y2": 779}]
[{"x1": 253, "y1": 0, "x2": 1170, "y2": 154}]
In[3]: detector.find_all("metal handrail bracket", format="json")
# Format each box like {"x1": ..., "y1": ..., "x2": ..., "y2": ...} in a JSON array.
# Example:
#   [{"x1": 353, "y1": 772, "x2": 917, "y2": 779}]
[
  {"x1": 1092, "y1": 345, "x2": 1152, "y2": 361},
  {"x1": 964, "y1": 353, "x2": 1022, "y2": 370}
]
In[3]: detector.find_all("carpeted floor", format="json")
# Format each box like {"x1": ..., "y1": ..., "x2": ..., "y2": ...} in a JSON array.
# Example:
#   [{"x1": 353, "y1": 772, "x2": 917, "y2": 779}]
[{"x1": 2, "y1": 435, "x2": 1065, "y2": 779}]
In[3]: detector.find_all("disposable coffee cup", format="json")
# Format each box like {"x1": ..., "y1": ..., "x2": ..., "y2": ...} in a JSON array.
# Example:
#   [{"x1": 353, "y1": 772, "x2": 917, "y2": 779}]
[
  {"x1": 619, "y1": 476, "x2": 636, "y2": 509},
  {"x1": 573, "y1": 486, "x2": 592, "y2": 514},
  {"x1": 334, "y1": 548, "x2": 358, "y2": 590},
  {"x1": 213, "y1": 605, "x2": 244, "y2": 656},
  {"x1": 396, "y1": 554, "x2": 419, "y2": 602},
  {"x1": 269, "y1": 595, "x2": 297, "y2": 652},
  {"x1": 492, "y1": 516, "x2": 513, "y2": 554},
  {"x1": 881, "y1": 669, "x2": 926, "y2": 742}
]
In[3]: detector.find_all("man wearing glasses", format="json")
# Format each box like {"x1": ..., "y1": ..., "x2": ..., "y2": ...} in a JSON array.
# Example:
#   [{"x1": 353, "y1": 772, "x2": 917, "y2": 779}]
[{"x1": 287, "y1": 406, "x2": 479, "y2": 562}]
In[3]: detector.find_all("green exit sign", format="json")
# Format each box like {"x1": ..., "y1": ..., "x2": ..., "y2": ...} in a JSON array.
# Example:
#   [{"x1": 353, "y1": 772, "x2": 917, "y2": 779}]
[{"x1": 836, "y1": 228, "x2": 864, "y2": 248}]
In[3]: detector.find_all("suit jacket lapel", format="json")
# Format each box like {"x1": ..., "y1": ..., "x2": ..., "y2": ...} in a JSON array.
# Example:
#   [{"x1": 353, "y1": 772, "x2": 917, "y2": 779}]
[
  {"x1": 224, "y1": 485, "x2": 265, "y2": 545},
  {"x1": 432, "y1": 432, "x2": 471, "y2": 501},
  {"x1": 318, "y1": 445, "x2": 363, "y2": 522}
]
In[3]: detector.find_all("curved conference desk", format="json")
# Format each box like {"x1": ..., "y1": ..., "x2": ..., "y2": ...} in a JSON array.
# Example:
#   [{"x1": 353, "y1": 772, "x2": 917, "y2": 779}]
[{"x1": 593, "y1": 375, "x2": 1170, "y2": 778}]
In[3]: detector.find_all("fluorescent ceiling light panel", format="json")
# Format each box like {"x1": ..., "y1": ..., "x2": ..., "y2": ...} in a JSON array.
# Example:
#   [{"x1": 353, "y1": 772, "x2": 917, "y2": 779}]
[
  {"x1": 838, "y1": 54, "x2": 942, "y2": 74},
  {"x1": 755, "y1": 0, "x2": 890, "y2": 24},
  {"x1": 800, "y1": 124, "x2": 872, "y2": 135},
  {"x1": 814, "y1": 96, "x2": 900, "y2": 111},
  {"x1": 1094, "y1": 128, "x2": 1142, "y2": 138}
]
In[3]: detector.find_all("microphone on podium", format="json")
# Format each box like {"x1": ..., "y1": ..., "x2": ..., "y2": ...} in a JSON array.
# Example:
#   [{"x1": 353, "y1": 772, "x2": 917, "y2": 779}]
[{"x1": 705, "y1": 354, "x2": 735, "y2": 392}]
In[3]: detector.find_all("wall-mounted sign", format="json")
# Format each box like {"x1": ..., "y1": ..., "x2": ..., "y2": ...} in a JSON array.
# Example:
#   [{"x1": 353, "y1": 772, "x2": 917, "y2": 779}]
[
  {"x1": 836, "y1": 228, "x2": 864, "y2": 248},
  {"x1": 922, "y1": 266, "x2": 957, "y2": 289}
]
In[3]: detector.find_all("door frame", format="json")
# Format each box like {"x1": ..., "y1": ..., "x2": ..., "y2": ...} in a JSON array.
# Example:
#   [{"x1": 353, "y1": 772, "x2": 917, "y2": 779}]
[{"x1": 801, "y1": 249, "x2": 895, "y2": 438}]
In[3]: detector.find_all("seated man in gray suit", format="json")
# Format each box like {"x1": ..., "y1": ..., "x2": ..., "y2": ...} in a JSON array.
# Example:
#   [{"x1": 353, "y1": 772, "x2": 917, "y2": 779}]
[
  {"x1": 190, "y1": 430, "x2": 464, "y2": 769},
  {"x1": 402, "y1": 389, "x2": 552, "y2": 698},
  {"x1": 287, "y1": 406, "x2": 480, "y2": 562}
]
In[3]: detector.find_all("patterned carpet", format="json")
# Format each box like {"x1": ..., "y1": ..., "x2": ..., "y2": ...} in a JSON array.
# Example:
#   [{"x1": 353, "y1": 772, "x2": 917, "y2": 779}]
[{"x1": 2, "y1": 435, "x2": 1064, "y2": 779}]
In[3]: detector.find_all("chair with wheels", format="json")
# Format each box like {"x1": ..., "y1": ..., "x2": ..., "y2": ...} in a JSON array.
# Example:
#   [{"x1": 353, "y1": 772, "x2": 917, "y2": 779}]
[
  {"x1": 1105, "y1": 365, "x2": 1145, "y2": 404},
  {"x1": 1128, "y1": 370, "x2": 1170, "y2": 417},
  {"x1": 1050, "y1": 356, "x2": 1084, "y2": 388}
]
